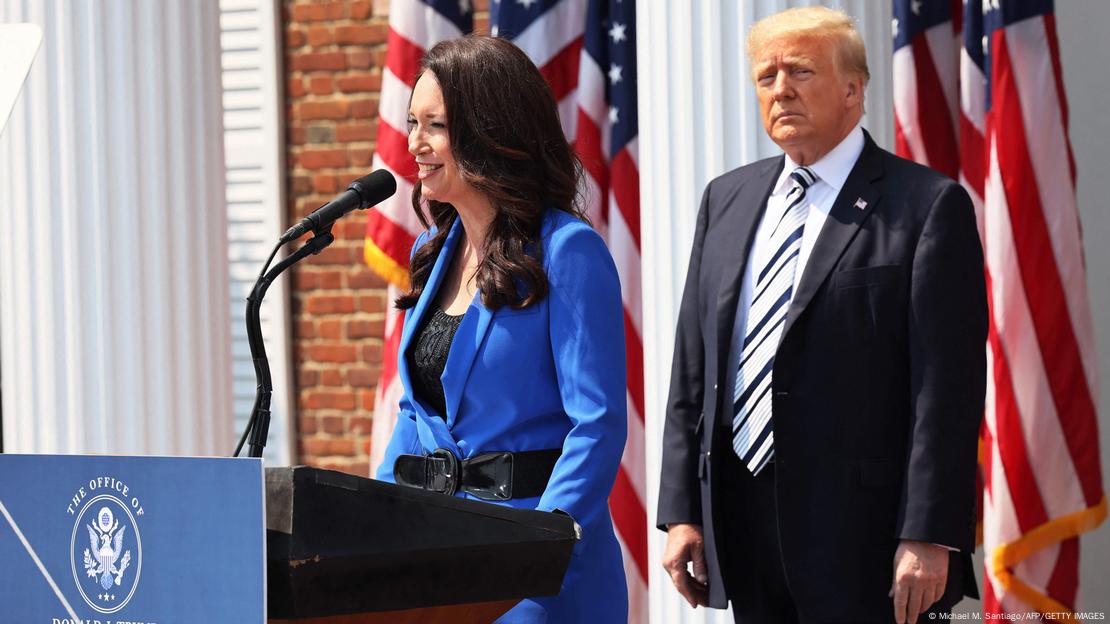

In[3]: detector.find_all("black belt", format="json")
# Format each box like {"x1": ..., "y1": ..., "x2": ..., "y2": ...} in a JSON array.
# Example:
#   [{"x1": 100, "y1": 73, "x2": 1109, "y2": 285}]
[{"x1": 394, "y1": 448, "x2": 561, "y2": 501}]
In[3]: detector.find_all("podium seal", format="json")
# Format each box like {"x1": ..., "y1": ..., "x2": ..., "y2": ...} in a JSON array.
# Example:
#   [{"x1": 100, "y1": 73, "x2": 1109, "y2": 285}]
[{"x1": 68, "y1": 487, "x2": 143, "y2": 613}]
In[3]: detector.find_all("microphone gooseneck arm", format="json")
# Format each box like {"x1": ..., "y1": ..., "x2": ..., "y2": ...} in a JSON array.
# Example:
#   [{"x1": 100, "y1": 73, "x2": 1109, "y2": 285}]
[
  {"x1": 235, "y1": 229, "x2": 335, "y2": 458},
  {"x1": 233, "y1": 170, "x2": 396, "y2": 459}
]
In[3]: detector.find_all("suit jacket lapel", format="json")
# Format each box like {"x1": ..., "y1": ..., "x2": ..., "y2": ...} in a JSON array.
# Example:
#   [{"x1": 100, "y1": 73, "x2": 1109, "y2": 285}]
[
  {"x1": 440, "y1": 291, "x2": 494, "y2": 430},
  {"x1": 782, "y1": 132, "x2": 884, "y2": 340},
  {"x1": 441, "y1": 210, "x2": 560, "y2": 431},
  {"x1": 397, "y1": 218, "x2": 462, "y2": 452},
  {"x1": 714, "y1": 157, "x2": 783, "y2": 378}
]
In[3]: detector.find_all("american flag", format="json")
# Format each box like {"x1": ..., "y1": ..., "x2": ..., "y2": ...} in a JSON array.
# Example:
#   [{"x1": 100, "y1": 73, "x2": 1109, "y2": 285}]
[
  {"x1": 893, "y1": 0, "x2": 1105, "y2": 616},
  {"x1": 364, "y1": 1, "x2": 647, "y2": 620}
]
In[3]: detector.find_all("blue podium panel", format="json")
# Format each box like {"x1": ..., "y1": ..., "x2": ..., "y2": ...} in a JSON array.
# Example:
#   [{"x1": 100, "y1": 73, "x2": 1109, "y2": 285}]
[{"x1": 0, "y1": 455, "x2": 265, "y2": 622}]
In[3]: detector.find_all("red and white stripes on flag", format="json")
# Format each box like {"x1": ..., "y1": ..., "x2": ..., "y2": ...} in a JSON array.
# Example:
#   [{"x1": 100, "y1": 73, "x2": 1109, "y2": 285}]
[
  {"x1": 893, "y1": 0, "x2": 1105, "y2": 616},
  {"x1": 570, "y1": 1, "x2": 647, "y2": 620},
  {"x1": 364, "y1": 2, "x2": 647, "y2": 620}
]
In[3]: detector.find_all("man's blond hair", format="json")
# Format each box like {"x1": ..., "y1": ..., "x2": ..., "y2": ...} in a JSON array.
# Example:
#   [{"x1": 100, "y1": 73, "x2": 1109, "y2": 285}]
[{"x1": 747, "y1": 6, "x2": 870, "y2": 85}]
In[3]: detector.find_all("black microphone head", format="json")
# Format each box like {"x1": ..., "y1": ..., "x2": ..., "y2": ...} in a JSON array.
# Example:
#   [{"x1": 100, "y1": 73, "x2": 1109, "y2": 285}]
[{"x1": 348, "y1": 170, "x2": 397, "y2": 209}]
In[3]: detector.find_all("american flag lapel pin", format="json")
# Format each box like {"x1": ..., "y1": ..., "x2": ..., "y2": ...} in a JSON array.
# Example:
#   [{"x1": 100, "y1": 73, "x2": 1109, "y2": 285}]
[{"x1": 854, "y1": 198, "x2": 868, "y2": 210}]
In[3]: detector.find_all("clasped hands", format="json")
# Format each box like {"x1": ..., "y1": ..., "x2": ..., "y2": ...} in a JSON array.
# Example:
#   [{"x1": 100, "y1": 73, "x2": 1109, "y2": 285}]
[{"x1": 662, "y1": 523, "x2": 949, "y2": 624}]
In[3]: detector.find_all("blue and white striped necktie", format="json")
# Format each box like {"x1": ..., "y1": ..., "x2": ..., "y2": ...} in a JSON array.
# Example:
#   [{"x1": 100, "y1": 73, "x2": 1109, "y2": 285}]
[{"x1": 732, "y1": 166, "x2": 817, "y2": 475}]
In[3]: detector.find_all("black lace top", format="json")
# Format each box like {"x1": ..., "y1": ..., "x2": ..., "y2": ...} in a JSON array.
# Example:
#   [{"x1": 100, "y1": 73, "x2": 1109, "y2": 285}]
[{"x1": 408, "y1": 306, "x2": 464, "y2": 419}]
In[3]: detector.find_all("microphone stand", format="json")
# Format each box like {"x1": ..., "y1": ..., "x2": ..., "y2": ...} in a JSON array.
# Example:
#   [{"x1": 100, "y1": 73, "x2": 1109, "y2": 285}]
[{"x1": 235, "y1": 227, "x2": 335, "y2": 458}]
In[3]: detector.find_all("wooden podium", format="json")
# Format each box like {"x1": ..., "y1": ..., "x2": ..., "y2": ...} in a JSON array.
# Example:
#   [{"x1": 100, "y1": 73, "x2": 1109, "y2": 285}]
[{"x1": 265, "y1": 467, "x2": 578, "y2": 623}]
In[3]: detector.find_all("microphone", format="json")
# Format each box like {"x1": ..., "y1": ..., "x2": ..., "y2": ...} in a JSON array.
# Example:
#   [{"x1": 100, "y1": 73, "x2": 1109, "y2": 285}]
[{"x1": 280, "y1": 170, "x2": 397, "y2": 243}]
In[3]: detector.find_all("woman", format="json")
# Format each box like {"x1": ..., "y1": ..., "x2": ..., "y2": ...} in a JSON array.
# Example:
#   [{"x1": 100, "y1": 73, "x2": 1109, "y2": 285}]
[{"x1": 375, "y1": 36, "x2": 628, "y2": 623}]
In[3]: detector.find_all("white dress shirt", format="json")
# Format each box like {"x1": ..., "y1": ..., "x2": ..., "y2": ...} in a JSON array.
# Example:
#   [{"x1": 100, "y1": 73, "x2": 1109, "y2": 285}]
[{"x1": 725, "y1": 124, "x2": 865, "y2": 405}]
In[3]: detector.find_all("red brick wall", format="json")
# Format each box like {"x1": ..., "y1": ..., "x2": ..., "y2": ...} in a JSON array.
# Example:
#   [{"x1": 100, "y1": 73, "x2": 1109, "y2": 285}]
[
  {"x1": 282, "y1": 1, "x2": 490, "y2": 475},
  {"x1": 285, "y1": 0, "x2": 388, "y2": 476}
]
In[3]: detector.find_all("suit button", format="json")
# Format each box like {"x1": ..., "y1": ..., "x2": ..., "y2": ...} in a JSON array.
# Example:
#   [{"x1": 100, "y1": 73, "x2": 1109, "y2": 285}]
[{"x1": 713, "y1": 383, "x2": 718, "y2": 391}]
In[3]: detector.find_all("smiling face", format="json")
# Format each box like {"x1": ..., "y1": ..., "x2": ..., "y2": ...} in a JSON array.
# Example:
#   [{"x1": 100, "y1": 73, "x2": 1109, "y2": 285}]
[
  {"x1": 407, "y1": 71, "x2": 468, "y2": 204},
  {"x1": 752, "y1": 34, "x2": 863, "y2": 164}
]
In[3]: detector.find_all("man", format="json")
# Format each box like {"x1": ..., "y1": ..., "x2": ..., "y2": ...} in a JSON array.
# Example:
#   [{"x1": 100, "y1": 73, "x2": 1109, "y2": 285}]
[{"x1": 657, "y1": 7, "x2": 986, "y2": 624}]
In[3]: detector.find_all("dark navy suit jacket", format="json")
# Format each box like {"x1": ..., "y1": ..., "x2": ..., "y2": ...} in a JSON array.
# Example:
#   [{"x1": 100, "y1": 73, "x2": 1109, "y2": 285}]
[{"x1": 657, "y1": 132, "x2": 987, "y2": 620}]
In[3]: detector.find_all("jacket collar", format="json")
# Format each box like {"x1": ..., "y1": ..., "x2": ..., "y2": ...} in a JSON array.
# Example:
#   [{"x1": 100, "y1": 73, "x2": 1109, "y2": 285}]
[
  {"x1": 781, "y1": 129, "x2": 884, "y2": 340},
  {"x1": 396, "y1": 216, "x2": 499, "y2": 454}
]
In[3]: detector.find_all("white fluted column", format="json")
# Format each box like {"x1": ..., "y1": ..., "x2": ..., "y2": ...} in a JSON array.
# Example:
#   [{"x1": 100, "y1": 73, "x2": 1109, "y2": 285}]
[
  {"x1": 637, "y1": 1, "x2": 893, "y2": 622},
  {"x1": 0, "y1": 1, "x2": 231, "y2": 456}
]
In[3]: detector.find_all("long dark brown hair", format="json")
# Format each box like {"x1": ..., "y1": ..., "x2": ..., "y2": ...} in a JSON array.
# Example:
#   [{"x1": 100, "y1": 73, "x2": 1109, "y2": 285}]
[{"x1": 395, "y1": 36, "x2": 587, "y2": 311}]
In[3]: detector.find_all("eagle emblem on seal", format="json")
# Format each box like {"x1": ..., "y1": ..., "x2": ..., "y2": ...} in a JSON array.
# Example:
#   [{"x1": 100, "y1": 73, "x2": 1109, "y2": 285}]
[{"x1": 83, "y1": 506, "x2": 132, "y2": 591}]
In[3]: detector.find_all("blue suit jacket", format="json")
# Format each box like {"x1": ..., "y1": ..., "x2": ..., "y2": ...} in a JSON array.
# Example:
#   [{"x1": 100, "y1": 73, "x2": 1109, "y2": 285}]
[{"x1": 376, "y1": 208, "x2": 628, "y2": 622}]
